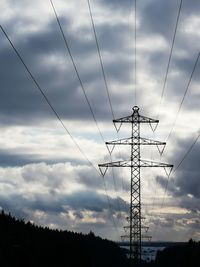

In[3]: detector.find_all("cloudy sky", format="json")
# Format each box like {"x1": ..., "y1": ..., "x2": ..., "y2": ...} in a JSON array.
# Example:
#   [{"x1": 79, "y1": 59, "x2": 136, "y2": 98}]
[{"x1": 0, "y1": 0, "x2": 200, "y2": 242}]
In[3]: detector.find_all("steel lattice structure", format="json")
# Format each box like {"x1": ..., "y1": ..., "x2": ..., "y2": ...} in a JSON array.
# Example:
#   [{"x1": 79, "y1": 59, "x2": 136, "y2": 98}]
[{"x1": 99, "y1": 106, "x2": 173, "y2": 261}]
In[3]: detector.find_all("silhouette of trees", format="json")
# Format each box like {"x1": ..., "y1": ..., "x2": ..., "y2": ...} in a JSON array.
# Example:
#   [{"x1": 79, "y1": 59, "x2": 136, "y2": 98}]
[
  {"x1": 0, "y1": 210, "x2": 129, "y2": 267},
  {"x1": 1, "y1": 210, "x2": 199, "y2": 267},
  {"x1": 155, "y1": 238, "x2": 200, "y2": 267}
]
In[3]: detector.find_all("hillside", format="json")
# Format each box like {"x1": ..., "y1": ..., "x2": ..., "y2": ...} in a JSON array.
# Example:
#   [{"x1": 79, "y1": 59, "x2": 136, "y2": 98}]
[
  {"x1": 155, "y1": 239, "x2": 200, "y2": 267},
  {"x1": 1, "y1": 210, "x2": 199, "y2": 267},
  {"x1": 0, "y1": 210, "x2": 130, "y2": 267}
]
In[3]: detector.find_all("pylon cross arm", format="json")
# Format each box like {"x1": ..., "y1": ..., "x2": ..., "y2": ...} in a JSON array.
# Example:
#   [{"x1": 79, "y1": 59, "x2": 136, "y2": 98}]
[
  {"x1": 106, "y1": 137, "x2": 166, "y2": 146},
  {"x1": 124, "y1": 225, "x2": 149, "y2": 231},
  {"x1": 140, "y1": 159, "x2": 173, "y2": 168},
  {"x1": 98, "y1": 159, "x2": 173, "y2": 168},
  {"x1": 113, "y1": 114, "x2": 159, "y2": 124},
  {"x1": 99, "y1": 160, "x2": 131, "y2": 168}
]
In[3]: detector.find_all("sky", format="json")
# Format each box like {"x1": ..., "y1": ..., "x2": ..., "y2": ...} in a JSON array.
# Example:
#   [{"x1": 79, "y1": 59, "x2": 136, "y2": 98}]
[{"x1": 0, "y1": 0, "x2": 200, "y2": 242}]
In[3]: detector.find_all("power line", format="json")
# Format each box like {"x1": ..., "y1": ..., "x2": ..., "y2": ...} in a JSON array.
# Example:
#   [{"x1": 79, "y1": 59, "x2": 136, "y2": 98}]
[
  {"x1": 87, "y1": 1, "x2": 135, "y2": 207},
  {"x1": 0, "y1": 24, "x2": 121, "y2": 234},
  {"x1": 148, "y1": 50, "x2": 199, "y2": 240},
  {"x1": 134, "y1": 0, "x2": 137, "y2": 106},
  {"x1": 102, "y1": 176, "x2": 120, "y2": 235},
  {"x1": 50, "y1": 0, "x2": 106, "y2": 145},
  {"x1": 152, "y1": 131, "x2": 200, "y2": 240},
  {"x1": 155, "y1": 131, "x2": 200, "y2": 237},
  {"x1": 156, "y1": 0, "x2": 183, "y2": 120},
  {"x1": 154, "y1": 51, "x2": 200, "y2": 221},
  {"x1": 0, "y1": 25, "x2": 100, "y2": 175},
  {"x1": 88, "y1": 0, "x2": 135, "y2": 215},
  {"x1": 165, "y1": 52, "x2": 200, "y2": 143},
  {"x1": 147, "y1": 144, "x2": 160, "y2": 232},
  {"x1": 50, "y1": 0, "x2": 124, "y2": 225},
  {"x1": 87, "y1": 0, "x2": 115, "y2": 120},
  {"x1": 173, "y1": 131, "x2": 200, "y2": 173},
  {"x1": 86, "y1": 0, "x2": 126, "y2": 216},
  {"x1": 153, "y1": 49, "x2": 200, "y2": 235},
  {"x1": 50, "y1": 0, "x2": 124, "y2": 232}
]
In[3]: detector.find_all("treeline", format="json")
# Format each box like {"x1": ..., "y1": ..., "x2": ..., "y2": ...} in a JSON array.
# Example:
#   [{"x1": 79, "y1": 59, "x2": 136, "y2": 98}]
[
  {"x1": 0, "y1": 210, "x2": 199, "y2": 266},
  {"x1": 155, "y1": 239, "x2": 200, "y2": 267},
  {"x1": 0, "y1": 210, "x2": 130, "y2": 267}
]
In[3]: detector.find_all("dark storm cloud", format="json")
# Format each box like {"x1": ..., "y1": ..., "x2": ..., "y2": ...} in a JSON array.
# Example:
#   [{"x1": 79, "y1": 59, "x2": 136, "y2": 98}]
[
  {"x1": 140, "y1": 0, "x2": 200, "y2": 41},
  {"x1": 141, "y1": 0, "x2": 181, "y2": 38},
  {"x1": 150, "y1": 211, "x2": 200, "y2": 234},
  {"x1": 22, "y1": 20, "x2": 95, "y2": 57},
  {"x1": 152, "y1": 216, "x2": 175, "y2": 228},
  {"x1": 0, "y1": 149, "x2": 86, "y2": 167},
  {"x1": 76, "y1": 165, "x2": 129, "y2": 192},
  {"x1": 156, "y1": 175, "x2": 179, "y2": 197},
  {"x1": 137, "y1": 0, "x2": 200, "y2": 109},
  {"x1": 172, "y1": 52, "x2": 200, "y2": 77},
  {"x1": 179, "y1": 197, "x2": 200, "y2": 214},
  {"x1": 0, "y1": 190, "x2": 128, "y2": 219},
  {"x1": 63, "y1": 190, "x2": 128, "y2": 212},
  {"x1": 98, "y1": 0, "x2": 132, "y2": 11},
  {"x1": 94, "y1": 23, "x2": 130, "y2": 52},
  {"x1": 142, "y1": 47, "x2": 200, "y2": 118},
  {"x1": 0, "y1": 0, "x2": 199, "y2": 128},
  {"x1": 0, "y1": 19, "x2": 91, "y2": 124},
  {"x1": 76, "y1": 167, "x2": 103, "y2": 189},
  {"x1": 0, "y1": 13, "x2": 132, "y2": 126},
  {"x1": 157, "y1": 136, "x2": 200, "y2": 213},
  {"x1": 180, "y1": 0, "x2": 200, "y2": 15},
  {"x1": 0, "y1": 149, "x2": 40, "y2": 166},
  {"x1": 171, "y1": 138, "x2": 200, "y2": 199},
  {"x1": 0, "y1": 193, "x2": 64, "y2": 219}
]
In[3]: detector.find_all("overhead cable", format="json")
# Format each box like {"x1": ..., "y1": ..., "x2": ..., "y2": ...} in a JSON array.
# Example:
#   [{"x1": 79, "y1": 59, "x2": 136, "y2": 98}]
[
  {"x1": 173, "y1": 131, "x2": 200, "y2": 173},
  {"x1": 153, "y1": 130, "x2": 200, "y2": 240},
  {"x1": 165, "y1": 52, "x2": 200, "y2": 143},
  {"x1": 50, "y1": 0, "x2": 123, "y2": 222},
  {"x1": 87, "y1": 0, "x2": 115, "y2": 120},
  {"x1": 160, "y1": 131, "x2": 200, "y2": 209},
  {"x1": 134, "y1": 0, "x2": 137, "y2": 105},
  {"x1": 50, "y1": 0, "x2": 106, "y2": 144},
  {"x1": 156, "y1": 0, "x2": 183, "y2": 120},
  {"x1": 86, "y1": 0, "x2": 126, "y2": 214},
  {"x1": 0, "y1": 25, "x2": 100, "y2": 175},
  {"x1": 0, "y1": 24, "x2": 120, "y2": 234},
  {"x1": 157, "y1": 52, "x2": 200, "y2": 210}
]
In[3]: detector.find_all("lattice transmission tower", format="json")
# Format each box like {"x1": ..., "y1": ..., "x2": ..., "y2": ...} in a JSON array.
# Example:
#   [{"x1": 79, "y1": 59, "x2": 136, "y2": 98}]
[{"x1": 99, "y1": 106, "x2": 173, "y2": 261}]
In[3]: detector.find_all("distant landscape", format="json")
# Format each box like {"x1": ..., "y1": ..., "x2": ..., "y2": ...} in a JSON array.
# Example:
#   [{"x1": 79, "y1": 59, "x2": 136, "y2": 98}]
[{"x1": 1, "y1": 210, "x2": 199, "y2": 267}]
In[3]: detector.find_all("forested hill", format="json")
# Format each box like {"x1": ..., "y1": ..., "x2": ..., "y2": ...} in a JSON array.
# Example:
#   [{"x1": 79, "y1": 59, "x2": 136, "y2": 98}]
[
  {"x1": 1, "y1": 210, "x2": 200, "y2": 267},
  {"x1": 0, "y1": 210, "x2": 130, "y2": 267},
  {"x1": 155, "y1": 239, "x2": 200, "y2": 267}
]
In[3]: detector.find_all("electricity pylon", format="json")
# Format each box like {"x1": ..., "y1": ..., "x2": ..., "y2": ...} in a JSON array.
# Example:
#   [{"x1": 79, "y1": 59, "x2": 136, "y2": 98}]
[{"x1": 99, "y1": 106, "x2": 173, "y2": 261}]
